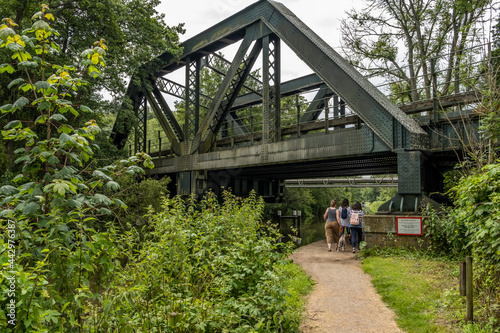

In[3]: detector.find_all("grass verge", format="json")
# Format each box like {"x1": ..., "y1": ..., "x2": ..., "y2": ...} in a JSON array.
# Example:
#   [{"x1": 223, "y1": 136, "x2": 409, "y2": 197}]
[
  {"x1": 361, "y1": 251, "x2": 462, "y2": 332},
  {"x1": 281, "y1": 262, "x2": 315, "y2": 326}
]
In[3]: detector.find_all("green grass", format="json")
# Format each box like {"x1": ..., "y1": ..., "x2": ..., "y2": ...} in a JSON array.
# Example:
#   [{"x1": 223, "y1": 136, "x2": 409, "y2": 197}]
[
  {"x1": 362, "y1": 255, "x2": 461, "y2": 333},
  {"x1": 281, "y1": 262, "x2": 315, "y2": 323}
]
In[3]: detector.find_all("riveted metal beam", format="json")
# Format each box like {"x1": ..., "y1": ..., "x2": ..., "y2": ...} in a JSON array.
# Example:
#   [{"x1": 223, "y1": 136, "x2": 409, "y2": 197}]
[
  {"x1": 185, "y1": 57, "x2": 201, "y2": 142},
  {"x1": 135, "y1": 97, "x2": 147, "y2": 154},
  {"x1": 192, "y1": 24, "x2": 263, "y2": 154},
  {"x1": 145, "y1": 86, "x2": 183, "y2": 155},
  {"x1": 299, "y1": 84, "x2": 333, "y2": 123}
]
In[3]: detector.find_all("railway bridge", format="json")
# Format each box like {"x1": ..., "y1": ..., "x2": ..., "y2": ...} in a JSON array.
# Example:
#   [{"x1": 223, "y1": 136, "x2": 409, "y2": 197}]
[{"x1": 111, "y1": 0, "x2": 481, "y2": 212}]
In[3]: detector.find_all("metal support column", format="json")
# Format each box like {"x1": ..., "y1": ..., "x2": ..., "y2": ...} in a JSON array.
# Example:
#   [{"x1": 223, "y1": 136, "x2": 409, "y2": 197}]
[
  {"x1": 135, "y1": 97, "x2": 147, "y2": 154},
  {"x1": 262, "y1": 35, "x2": 271, "y2": 144},
  {"x1": 185, "y1": 56, "x2": 201, "y2": 146},
  {"x1": 270, "y1": 35, "x2": 281, "y2": 142}
]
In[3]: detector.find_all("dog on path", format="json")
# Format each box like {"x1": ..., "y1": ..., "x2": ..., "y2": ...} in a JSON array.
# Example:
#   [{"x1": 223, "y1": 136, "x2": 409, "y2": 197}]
[{"x1": 339, "y1": 233, "x2": 351, "y2": 251}]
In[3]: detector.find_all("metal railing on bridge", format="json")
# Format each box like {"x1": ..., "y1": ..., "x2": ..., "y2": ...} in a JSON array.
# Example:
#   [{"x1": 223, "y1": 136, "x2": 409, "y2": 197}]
[
  {"x1": 134, "y1": 42, "x2": 496, "y2": 158},
  {"x1": 284, "y1": 176, "x2": 398, "y2": 188}
]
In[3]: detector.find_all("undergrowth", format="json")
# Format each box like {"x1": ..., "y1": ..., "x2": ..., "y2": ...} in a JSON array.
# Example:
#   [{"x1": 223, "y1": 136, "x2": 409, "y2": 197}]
[{"x1": 361, "y1": 246, "x2": 500, "y2": 333}]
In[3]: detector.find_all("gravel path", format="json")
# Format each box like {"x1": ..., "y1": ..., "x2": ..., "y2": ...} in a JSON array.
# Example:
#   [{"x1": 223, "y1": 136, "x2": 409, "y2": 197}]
[{"x1": 290, "y1": 240, "x2": 403, "y2": 333}]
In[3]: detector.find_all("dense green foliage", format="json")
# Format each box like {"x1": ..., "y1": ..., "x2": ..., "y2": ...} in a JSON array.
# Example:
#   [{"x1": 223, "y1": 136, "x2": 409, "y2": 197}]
[
  {"x1": 0, "y1": 7, "x2": 155, "y2": 331},
  {"x1": 425, "y1": 163, "x2": 500, "y2": 329},
  {"x1": 95, "y1": 191, "x2": 309, "y2": 332},
  {"x1": 0, "y1": 0, "x2": 184, "y2": 175}
]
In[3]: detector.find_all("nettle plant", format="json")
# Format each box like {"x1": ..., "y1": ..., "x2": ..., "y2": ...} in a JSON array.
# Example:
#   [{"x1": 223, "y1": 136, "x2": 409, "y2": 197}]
[{"x1": 0, "y1": 5, "x2": 152, "y2": 332}]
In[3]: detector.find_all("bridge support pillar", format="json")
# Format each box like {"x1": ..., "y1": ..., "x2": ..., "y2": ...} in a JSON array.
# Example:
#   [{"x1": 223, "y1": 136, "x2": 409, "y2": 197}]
[
  {"x1": 174, "y1": 170, "x2": 283, "y2": 202},
  {"x1": 378, "y1": 150, "x2": 443, "y2": 213},
  {"x1": 176, "y1": 171, "x2": 207, "y2": 197}
]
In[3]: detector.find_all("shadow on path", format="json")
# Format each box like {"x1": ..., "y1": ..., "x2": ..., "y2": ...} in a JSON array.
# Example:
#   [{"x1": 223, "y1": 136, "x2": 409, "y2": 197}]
[{"x1": 290, "y1": 240, "x2": 403, "y2": 333}]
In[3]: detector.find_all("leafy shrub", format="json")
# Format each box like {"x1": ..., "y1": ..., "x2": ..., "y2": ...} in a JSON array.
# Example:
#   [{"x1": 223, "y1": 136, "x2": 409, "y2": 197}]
[
  {"x1": 96, "y1": 191, "x2": 304, "y2": 332},
  {"x1": 106, "y1": 175, "x2": 171, "y2": 229},
  {"x1": 0, "y1": 7, "x2": 152, "y2": 332},
  {"x1": 425, "y1": 162, "x2": 500, "y2": 329}
]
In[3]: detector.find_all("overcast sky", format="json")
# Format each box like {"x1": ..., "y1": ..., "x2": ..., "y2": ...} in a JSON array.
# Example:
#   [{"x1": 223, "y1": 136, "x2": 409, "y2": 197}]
[
  {"x1": 159, "y1": 0, "x2": 364, "y2": 47},
  {"x1": 157, "y1": 0, "x2": 365, "y2": 83}
]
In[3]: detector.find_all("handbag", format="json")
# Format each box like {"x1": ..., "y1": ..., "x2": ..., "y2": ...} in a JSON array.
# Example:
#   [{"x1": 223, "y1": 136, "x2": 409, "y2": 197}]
[{"x1": 350, "y1": 211, "x2": 360, "y2": 226}]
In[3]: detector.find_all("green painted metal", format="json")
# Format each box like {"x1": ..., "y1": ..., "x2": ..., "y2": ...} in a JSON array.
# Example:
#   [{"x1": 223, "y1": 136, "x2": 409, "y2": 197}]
[
  {"x1": 109, "y1": 0, "x2": 479, "y2": 208},
  {"x1": 193, "y1": 24, "x2": 262, "y2": 153}
]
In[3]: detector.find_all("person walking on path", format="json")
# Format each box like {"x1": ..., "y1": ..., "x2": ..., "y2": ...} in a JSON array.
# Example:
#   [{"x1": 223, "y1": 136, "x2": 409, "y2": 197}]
[
  {"x1": 323, "y1": 199, "x2": 340, "y2": 252},
  {"x1": 338, "y1": 198, "x2": 351, "y2": 250},
  {"x1": 349, "y1": 201, "x2": 364, "y2": 253}
]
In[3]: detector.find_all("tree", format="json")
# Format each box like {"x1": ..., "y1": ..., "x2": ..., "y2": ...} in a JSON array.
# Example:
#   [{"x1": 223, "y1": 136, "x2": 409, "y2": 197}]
[
  {"x1": 0, "y1": 0, "x2": 184, "y2": 97},
  {"x1": 0, "y1": 0, "x2": 184, "y2": 173},
  {"x1": 340, "y1": 0, "x2": 490, "y2": 103},
  {"x1": 0, "y1": 6, "x2": 153, "y2": 331}
]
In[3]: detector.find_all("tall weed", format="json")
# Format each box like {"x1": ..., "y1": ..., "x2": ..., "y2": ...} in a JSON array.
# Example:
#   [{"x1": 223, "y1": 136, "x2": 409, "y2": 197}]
[
  {"x1": 95, "y1": 190, "x2": 304, "y2": 332},
  {"x1": 425, "y1": 163, "x2": 500, "y2": 330}
]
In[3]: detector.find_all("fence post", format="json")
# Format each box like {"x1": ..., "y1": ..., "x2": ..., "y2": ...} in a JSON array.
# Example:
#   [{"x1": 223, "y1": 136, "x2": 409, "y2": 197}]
[
  {"x1": 466, "y1": 256, "x2": 473, "y2": 323},
  {"x1": 459, "y1": 260, "x2": 466, "y2": 296},
  {"x1": 297, "y1": 210, "x2": 301, "y2": 238}
]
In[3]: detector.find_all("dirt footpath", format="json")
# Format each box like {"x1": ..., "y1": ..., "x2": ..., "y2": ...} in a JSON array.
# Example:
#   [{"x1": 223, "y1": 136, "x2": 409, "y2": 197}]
[{"x1": 290, "y1": 240, "x2": 403, "y2": 333}]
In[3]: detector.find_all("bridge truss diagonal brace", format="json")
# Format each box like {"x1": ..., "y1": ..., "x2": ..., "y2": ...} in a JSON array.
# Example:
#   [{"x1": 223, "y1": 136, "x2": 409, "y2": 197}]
[
  {"x1": 299, "y1": 84, "x2": 333, "y2": 123},
  {"x1": 135, "y1": 96, "x2": 147, "y2": 154},
  {"x1": 264, "y1": 1, "x2": 428, "y2": 150},
  {"x1": 145, "y1": 85, "x2": 184, "y2": 155},
  {"x1": 191, "y1": 23, "x2": 263, "y2": 154}
]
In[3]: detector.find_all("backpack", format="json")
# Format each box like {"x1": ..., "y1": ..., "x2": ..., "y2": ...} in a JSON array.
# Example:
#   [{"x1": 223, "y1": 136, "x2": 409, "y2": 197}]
[
  {"x1": 341, "y1": 207, "x2": 348, "y2": 219},
  {"x1": 350, "y1": 211, "x2": 360, "y2": 226}
]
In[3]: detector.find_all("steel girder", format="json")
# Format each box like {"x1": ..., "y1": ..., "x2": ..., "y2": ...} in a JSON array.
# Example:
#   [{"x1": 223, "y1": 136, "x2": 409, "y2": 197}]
[
  {"x1": 112, "y1": 0, "x2": 427, "y2": 153},
  {"x1": 109, "y1": 0, "x2": 444, "y2": 203},
  {"x1": 192, "y1": 24, "x2": 264, "y2": 154}
]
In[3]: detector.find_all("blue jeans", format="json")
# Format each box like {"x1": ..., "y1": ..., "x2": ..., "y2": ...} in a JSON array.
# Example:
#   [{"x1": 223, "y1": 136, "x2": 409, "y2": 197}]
[{"x1": 351, "y1": 227, "x2": 362, "y2": 249}]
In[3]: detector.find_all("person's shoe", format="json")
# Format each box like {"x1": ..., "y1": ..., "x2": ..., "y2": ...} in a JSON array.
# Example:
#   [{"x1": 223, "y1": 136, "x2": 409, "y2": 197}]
[
  {"x1": 328, "y1": 249, "x2": 332, "y2": 252},
  {"x1": 352, "y1": 248, "x2": 355, "y2": 253}
]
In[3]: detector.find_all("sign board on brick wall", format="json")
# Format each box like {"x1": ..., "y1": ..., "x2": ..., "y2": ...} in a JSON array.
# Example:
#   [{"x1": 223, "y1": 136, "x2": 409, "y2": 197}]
[{"x1": 396, "y1": 217, "x2": 423, "y2": 236}]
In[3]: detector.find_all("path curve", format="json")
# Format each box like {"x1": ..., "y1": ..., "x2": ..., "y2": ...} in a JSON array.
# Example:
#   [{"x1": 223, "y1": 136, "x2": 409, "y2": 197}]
[{"x1": 290, "y1": 240, "x2": 403, "y2": 333}]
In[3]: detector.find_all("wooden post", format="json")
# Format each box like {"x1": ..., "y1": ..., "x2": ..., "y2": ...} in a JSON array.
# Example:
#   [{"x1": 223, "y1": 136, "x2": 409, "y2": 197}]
[
  {"x1": 466, "y1": 256, "x2": 473, "y2": 323},
  {"x1": 459, "y1": 260, "x2": 466, "y2": 296}
]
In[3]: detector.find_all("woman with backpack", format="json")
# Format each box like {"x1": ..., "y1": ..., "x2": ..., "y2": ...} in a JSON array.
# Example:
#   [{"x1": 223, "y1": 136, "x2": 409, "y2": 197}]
[
  {"x1": 338, "y1": 199, "x2": 351, "y2": 251},
  {"x1": 349, "y1": 201, "x2": 364, "y2": 253},
  {"x1": 323, "y1": 199, "x2": 340, "y2": 252}
]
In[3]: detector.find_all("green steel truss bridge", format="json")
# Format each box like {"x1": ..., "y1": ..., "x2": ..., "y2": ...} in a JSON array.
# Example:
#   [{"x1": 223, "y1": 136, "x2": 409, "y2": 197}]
[{"x1": 111, "y1": 0, "x2": 483, "y2": 212}]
